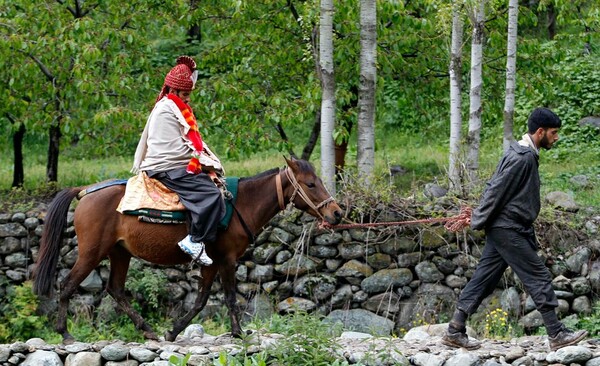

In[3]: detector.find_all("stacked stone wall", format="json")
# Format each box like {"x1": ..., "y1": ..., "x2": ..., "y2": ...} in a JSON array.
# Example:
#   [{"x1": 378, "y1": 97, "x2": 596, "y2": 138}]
[{"x1": 1, "y1": 207, "x2": 599, "y2": 338}]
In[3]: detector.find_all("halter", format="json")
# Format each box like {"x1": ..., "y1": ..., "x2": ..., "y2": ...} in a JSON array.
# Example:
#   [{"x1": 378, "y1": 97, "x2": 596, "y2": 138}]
[{"x1": 275, "y1": 167, "x2": 335, "y2": 220}]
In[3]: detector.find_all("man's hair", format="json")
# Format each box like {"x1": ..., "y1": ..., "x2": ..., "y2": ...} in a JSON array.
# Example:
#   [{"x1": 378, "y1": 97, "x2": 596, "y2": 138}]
[{"x1": 528, "y1": 107, "x2": 562, "y2": 133}]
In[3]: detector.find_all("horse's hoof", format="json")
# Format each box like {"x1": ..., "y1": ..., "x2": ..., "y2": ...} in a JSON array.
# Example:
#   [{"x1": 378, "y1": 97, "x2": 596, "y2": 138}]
[
  {"x1": 62, "y1": 336, "x2": 75, "y2": 345},
  {"x1": 165, "y1": 331, "x2": 175, "y2": 342}
]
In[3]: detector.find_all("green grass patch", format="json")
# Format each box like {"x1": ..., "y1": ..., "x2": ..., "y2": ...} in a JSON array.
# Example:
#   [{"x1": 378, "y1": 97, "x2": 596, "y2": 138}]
[{"x1": 1, "y1": 132, "x2": 598, "y2": 210}]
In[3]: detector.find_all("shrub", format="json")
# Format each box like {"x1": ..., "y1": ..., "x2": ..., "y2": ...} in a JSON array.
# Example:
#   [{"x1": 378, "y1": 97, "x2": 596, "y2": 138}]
[{"x1": 0, "y1": 281, "x2": 52, "y2": 342}]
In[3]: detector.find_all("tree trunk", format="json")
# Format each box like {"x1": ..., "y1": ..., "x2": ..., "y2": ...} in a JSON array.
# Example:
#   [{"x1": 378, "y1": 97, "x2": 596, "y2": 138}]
[
  {"x1": 7, "y1": 114, "x2": 25, "y2": 188},
  {"x1": 187, "y1": 24, "x2": 201, "y2": 43},
  {"x1": 186, "y1": 0, "x2": 201, "y2": 43},
  {"x1": 301, "y1": 110, "x2": 321, "y2": 161},
  {"x1": 46, "y1": 120, "x2": 61, "y2": 183},
  {"x1": 466, "y1": 0, "x2": 485, "y2": 187},
  {"x1": 449, "y1": 1, "x2": 464, "y2": 194},
  {"x1": 319, "y1": 0, "x2": 336, "y2": 194},
  {"x1": 335, "y1": 141, "x2": 348, "y2": 175},
  {"x1": 357, "y1": 0, "x2": 377, "y2": 181},
  {"x1": 503, "y1": 0, "x2": 519, "y2": 151},
  {"x1": 546, "y1": 3, "x2": 557, "y2": 40},
  {"x1": 300, "y1": 24, "x2": 322, "y2": 163},
  {"x1": 335, "y1": 118, "x2": 354, "y2": 174}
]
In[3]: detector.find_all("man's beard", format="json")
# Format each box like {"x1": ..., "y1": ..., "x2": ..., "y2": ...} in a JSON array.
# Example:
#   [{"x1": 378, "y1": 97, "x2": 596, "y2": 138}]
[{"x1": 540, "y1": 132, "x2": 553, "y2": 150}]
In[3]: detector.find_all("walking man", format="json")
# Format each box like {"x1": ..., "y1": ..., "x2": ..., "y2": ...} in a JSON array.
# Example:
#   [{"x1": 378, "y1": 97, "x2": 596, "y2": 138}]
[{"x1": 442, "y1": 107, "x2": 588, "y2": 350}]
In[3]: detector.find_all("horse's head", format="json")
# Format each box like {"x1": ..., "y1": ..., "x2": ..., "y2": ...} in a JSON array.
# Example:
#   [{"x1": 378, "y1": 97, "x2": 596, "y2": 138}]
[{"x1": 283, "y1": 157, "x2": 343, "y2": 225}]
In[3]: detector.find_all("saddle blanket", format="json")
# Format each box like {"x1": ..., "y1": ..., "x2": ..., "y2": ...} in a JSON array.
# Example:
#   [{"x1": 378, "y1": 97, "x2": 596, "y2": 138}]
[
  {"x1": 96, "y1": 172, "x2": 239, "y2": 228},
  {"x1": 117, "y1": 172, "x2": 186, "y2": 213}
]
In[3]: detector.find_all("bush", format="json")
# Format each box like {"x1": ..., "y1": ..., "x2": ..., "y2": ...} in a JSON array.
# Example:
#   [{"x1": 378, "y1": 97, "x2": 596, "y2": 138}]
[{"x1": 0, "y1": 281, "x2": 53, "y2": 343}]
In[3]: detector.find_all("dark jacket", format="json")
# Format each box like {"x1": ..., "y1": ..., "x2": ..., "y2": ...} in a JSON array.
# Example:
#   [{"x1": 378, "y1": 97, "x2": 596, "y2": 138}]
[{"x1": 471, "y1": 141, "x2": 540, "y2": 232}]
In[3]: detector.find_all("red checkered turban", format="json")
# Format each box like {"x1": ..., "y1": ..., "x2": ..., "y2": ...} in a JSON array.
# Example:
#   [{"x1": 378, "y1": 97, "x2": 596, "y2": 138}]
[{"x1": 156, "y1": 56, "x2": 198, "y2": 103}]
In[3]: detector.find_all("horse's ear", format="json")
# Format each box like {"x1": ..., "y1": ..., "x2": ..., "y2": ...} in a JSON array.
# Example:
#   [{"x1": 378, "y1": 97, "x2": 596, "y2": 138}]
[{"x1": 283, "y1": 156, "x2": 297, "y2": 168}]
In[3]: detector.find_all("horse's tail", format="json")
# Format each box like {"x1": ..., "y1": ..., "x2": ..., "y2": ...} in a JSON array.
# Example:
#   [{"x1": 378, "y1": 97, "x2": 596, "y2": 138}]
[{"x1": 32, "y1": 187, "x2": 83, "y2": 297}]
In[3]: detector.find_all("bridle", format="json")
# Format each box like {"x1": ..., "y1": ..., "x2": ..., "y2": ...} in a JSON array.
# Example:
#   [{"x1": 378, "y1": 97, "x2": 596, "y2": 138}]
[
  {"x1": 233, "y1": 166, "x2": 336, "y2": 246},
  {"x1": 275, "y1": 166, "x2": 335, "y2": 221}
]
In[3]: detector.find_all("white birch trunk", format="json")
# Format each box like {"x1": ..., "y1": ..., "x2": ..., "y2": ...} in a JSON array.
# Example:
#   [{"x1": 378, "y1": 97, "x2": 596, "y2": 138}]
[
  {"x1": 449, "y1": 1, "x2": 464, "y2": 193},
  {"x1": 466, "y1": 0, "x2": 485, "y2": 186},
  {"x1": 503, "y1": 0, "x2": 519, "y2": 151},
  {"x1": 357, "y1": 0, "x2": 377, "y2": 180},
  {"x1": 320, "y1": 0, "x2": 336, "y2": 194}
]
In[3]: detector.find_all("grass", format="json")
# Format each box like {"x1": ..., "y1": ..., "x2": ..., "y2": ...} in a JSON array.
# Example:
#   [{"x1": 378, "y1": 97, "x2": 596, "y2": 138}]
[{"x1": 0, "y1": 130, "x2": 598, "y2": 212}]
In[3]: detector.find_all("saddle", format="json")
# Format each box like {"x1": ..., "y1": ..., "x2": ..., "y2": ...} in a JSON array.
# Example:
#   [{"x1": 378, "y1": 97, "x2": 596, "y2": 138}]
[{"x1": 112, "y1": 172, "x2": 237, "y2": 228}]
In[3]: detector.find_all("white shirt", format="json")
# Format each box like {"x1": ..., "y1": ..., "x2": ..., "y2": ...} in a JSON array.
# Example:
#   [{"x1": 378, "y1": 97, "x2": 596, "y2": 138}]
[{"x1": 132, "y1": 97, "x2": 224, "y2": 174}]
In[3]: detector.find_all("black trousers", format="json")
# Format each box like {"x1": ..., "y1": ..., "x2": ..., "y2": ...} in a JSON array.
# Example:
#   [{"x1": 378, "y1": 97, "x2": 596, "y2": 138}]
[
  {"x1": 148, "y1": 168, "x2": 225, "y2": 243},
  {"x1": 456, "y1": 227, "x2": 558, "y2": 315}
]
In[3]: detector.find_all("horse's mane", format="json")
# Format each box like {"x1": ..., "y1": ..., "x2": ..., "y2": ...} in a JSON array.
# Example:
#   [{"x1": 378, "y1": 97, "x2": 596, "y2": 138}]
[
  {"x1": 240, "y1": 167, "x2": 279, "y2": 182},
  {"x1": 239, "y1": 160, "x2": 315, "y2": 182}
]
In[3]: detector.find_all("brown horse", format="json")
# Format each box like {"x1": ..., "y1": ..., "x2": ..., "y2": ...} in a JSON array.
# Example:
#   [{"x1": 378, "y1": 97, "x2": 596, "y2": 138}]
[{"x1": 32, "y1": 157, "x2": 342, "y2": 344}]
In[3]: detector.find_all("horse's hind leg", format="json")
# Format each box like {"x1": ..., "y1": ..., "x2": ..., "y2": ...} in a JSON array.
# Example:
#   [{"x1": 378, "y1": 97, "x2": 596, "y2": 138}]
[
  {"x1": 166, "y1": 265, "x2": 219, "y2": 341},
  {"x1": 56, "y1": 257, "x2": 104, "y2": 344},
  {"x1": 107, "y1": 245, "x2": 158, "y2": 340}
]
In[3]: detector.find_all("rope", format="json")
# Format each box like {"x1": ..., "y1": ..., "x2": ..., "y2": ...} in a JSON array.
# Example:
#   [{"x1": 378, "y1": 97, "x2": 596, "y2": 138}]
[{"x1": 320, "y1": 206, "x2": 472, "y2": 233}]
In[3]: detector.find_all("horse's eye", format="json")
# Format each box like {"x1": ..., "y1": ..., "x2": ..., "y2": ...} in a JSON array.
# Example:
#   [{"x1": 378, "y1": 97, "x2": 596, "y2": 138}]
[{"x1": 306, "y1": 182, "x2": 316, "y2": 189}]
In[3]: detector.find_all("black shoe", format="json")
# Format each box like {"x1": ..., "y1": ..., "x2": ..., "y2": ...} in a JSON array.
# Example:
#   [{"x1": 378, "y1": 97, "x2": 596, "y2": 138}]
[
  {"x1": 549, "y1": 328, "x2": 588, "y2": 351},
  {"x1": 442, "y1": 331, "x2": 481, "y2": 350}
]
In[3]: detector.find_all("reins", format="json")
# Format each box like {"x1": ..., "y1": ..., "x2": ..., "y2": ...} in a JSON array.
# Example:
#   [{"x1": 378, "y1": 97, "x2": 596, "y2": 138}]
[
  {"x1": 230, "y1": 203, "x2": 256, "y2": 245},
  {"x1": 320, "y1": 206, "x2": 473, "y2": 233}
]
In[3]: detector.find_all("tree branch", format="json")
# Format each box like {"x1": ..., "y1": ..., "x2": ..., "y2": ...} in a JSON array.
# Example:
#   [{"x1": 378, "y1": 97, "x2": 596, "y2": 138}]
[
  {"x1": 56, "y1": 0, "x2": 76, "y2": 17},
  {"x1": 81, "y1": 2, "x2": 101, "y2": 17},
  {"x1": 27, "y1": 54, "x2": 55, "y2": 82},
  {"x1": 275, "y1": 123, "x2": 298, "y2": 158},
  {"x1": 286, "y1": 0, "x2": 300, "y2": 24}
]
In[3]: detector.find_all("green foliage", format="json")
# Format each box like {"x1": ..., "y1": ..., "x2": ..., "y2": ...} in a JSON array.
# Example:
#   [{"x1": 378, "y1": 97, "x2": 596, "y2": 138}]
[
  {"x1": 0, "y1": 0, "x2": 163, "y2": 150},
  {"x1": 260, "y1": 312, "x2": 347, "y2": 365},
  {"x1": 481, "y1": 308, "x2": 515, "y2": 340},
  {"x1": 2, "y1": 0, "x2": 600, "y2": 193},
  {"x1": 578, "y1": 301, "x2": 600, "y2": 337},
  {"x1": 64, "y1": 313, "x2": 144, "y2": 343},
  {"x1": 0, "y1": 281, "x2": 53, "y2": 343},
  {"x1": 212, "y1": 351, "x2": 268, "y2": 366},
  {"x1": 169, "y1": 353, "x2": 191, "y2": 366},
  {"x1": 0, "y1": 184, "x2": 56, "y2": 212},
  {"x1": 126, "y1": 260, "x2": 169, "y2": 311},
  {"x1": 197, "y1": 306, "x2": 231, "y2": 336}
]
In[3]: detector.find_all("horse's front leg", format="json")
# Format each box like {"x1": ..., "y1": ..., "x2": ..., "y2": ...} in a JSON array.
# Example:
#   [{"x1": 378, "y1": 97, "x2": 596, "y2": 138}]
[
  {"x1": 219, "y1": 258, "x2": 245, "y2": 338},
  {"x1": 166, "y1": 265, "x2": 219, "y2": 342}
]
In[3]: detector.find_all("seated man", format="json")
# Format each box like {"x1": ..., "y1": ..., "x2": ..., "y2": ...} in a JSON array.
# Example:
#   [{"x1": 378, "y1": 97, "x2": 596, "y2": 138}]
[{"x1": 131, "y1": 55, "x2": 224, "y2": 266}]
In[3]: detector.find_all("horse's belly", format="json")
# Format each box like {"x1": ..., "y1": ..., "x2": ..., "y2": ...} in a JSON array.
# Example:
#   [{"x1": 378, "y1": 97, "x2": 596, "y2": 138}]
[{"x1": 119, "y1": 218, "x2": 189, "y2": 265}]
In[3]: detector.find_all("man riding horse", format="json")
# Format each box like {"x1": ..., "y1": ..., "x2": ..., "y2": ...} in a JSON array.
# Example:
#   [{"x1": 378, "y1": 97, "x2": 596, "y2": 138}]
[{"x1": 132, "y1": 55, "x2": 222, "y2": 266}]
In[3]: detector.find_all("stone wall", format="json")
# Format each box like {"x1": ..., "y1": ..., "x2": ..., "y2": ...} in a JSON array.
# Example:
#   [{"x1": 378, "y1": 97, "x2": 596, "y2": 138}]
[
  {"x1": 1, "y1": 206, "x2": 599, "y2": 337},
  {"x1": 1, "y1": 329, "x2": 600, "y2": 366}
]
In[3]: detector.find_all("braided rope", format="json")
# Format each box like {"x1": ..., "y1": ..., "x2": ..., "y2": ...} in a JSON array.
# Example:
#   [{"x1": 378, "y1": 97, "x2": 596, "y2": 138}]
[{"x1": 320, "y1": 206, "x2": 472, "y2": 233}]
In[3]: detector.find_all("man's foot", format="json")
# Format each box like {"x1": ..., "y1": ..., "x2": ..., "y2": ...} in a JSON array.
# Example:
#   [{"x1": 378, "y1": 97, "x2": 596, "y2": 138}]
[
  {"x1": 442, "y1": 331, "x2": 481, "y2": 350},
  {"x1": 549, "y1": 327, "x2": 588, "y2": 351},
  {"x1": 178, "y1": 236, "x2": 213, "y2": 266}
]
